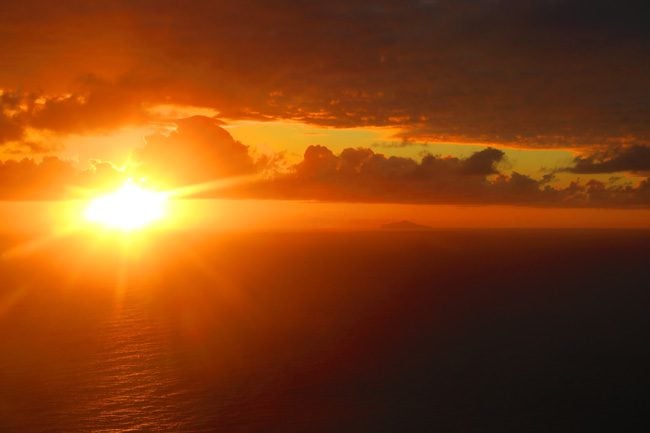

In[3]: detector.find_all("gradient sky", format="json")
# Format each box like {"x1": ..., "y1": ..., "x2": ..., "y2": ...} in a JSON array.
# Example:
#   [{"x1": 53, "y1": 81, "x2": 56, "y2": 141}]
[{"x1": 0, "y1": 0, "x2": 649, "y2": 211}]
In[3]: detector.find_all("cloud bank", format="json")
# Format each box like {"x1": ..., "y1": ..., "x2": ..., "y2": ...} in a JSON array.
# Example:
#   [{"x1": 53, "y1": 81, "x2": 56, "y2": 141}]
[
  {"x1": 238, "y1": 145, "x2": 649, "y2": 207},
  {"x1": 4, "y1": 118, "x2": 647, "y2": 207}
]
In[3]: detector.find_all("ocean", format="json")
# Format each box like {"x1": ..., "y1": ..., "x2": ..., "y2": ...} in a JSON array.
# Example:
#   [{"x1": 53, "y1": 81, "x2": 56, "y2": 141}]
[{"x1": 1, "y1": 230, "x2": 648, "y2": 432}]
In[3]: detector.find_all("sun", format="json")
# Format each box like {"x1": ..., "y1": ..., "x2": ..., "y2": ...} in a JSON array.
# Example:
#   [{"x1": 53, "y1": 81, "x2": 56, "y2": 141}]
[{"x1": 83, "y1": 180, "x2": 169, "y2": 231}]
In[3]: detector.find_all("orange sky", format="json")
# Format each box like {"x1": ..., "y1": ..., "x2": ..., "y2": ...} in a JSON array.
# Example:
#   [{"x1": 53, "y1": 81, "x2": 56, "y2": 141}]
[{"x1": 0, "y1": 1, "x2": 649, "y2": 225}]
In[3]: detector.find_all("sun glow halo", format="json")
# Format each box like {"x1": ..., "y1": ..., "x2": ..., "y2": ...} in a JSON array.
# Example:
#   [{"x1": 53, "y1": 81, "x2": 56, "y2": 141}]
[{"x1": 83, "y1": 180, "x2": 169, "y2": 231}]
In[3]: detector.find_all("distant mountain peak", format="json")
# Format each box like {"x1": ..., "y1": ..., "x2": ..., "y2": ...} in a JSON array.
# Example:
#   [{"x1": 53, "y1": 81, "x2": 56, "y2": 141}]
[{"x1": 380, "y1": 220, "x2": 432, "y2": 231}]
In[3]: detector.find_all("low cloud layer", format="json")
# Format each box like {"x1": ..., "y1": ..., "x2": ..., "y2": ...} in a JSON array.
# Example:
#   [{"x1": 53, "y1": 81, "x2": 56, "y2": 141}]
[
  {"x1": 2, "y1": 117, "x2": 648, "y2": 207},
  {"x1": 240, "y1": 145, "x2": 650, "y2": 207},
  {"x1": 0, "y1": 157, "x2": 78, "y2": 199}
]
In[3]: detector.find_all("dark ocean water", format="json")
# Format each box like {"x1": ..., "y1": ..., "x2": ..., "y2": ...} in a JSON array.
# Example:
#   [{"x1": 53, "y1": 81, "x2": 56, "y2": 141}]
[{"x1": 1, "y1": 230, "x2": 648, "y2": 432}]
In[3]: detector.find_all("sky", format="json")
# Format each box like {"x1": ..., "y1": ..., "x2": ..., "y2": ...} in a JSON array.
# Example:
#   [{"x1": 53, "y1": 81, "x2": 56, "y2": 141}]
[{"x1": 0, "y1": 0, "x2": 649, "y2": 213}]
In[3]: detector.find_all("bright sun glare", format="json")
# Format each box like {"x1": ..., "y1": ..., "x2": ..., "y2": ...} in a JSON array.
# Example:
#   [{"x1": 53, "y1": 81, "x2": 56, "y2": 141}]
[{"x1": 83, "y1": 180, "x2": 169, "y2": 231}]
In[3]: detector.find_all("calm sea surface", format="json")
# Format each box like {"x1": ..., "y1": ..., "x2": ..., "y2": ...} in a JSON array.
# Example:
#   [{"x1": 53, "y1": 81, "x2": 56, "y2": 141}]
[{"x1": 1, "y1": 231, "x2": 648, "y2": 432}]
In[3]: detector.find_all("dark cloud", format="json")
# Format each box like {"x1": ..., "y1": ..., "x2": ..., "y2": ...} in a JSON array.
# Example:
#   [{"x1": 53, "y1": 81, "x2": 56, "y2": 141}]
[
  {"x1": 136, "y1": 116, "x2": 258, "y2": 186},
  {"x1": 460, "y1": 148, "x2": 505, "y2": 176},
  {"x1": 0, "y1": 91, "x2": 27, "y2": 144},
  {"x1": 0, "y1": 113, "x2": 23, "y2": 144},
  {"x1": 552, "y1": 178, "x2": 650, "y2": 207},
  {"x1": 252, "y1": 145, "x2": 521, "y2": 203},
  {"x1": 1, "y1": 0, "x2": 649, "y2": 147},
  {"x1": 568, "y1": 145, "x2": 650, "y2": 174},
  {"x1": 295, "y1": 145, "x2": 504, "y2": 182},
  {"x1": 0, "y1": 78, "x2": 154, "y2": 148},
  {"x1": 29, "y1": 75, "x2": 151, "y2": 134}
]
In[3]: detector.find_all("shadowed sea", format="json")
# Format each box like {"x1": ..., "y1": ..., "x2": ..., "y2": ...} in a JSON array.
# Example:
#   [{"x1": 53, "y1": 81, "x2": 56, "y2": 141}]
[{"x1": 1, "y1": 230, "x2": 648, "y2": 432}]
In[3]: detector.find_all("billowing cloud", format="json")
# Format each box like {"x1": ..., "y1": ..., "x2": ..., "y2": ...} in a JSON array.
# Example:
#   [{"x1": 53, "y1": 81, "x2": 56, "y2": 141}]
[
  {"x1": 136, "y1": 116, "x2": 258, "y2": 185},
  {"x1": 1, "y1": 0, "x2": 649, "y2": 148},
  {"x1": 232, "y1": 145, "x2": 650, "y2": 207},
  {"x1": 262, "y1": 145, "x2": 508, "y2": 202}
]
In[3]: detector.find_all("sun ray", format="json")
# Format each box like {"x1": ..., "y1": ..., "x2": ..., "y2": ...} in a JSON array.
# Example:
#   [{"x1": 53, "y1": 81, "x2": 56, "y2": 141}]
[{"x1": 166, "y1": 173, "x2": 263, "y2": 199}]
